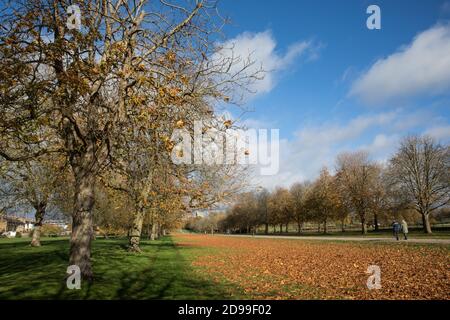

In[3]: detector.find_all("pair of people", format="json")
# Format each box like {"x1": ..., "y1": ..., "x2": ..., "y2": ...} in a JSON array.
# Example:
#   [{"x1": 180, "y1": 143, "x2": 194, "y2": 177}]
[{"x1": 392, "y1": 219, "x2": 409, "y2": 241}]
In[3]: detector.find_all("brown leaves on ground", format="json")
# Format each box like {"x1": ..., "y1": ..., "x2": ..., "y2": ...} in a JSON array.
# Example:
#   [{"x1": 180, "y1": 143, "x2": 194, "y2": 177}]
[{"x1": 175, "y1": 234, "x2": 450, "y2": 300}]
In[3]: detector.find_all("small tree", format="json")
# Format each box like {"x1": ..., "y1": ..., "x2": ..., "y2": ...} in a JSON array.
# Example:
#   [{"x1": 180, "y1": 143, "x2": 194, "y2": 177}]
[{"x1": 0, "y1": 156, "x2": 66, "y2": 246}]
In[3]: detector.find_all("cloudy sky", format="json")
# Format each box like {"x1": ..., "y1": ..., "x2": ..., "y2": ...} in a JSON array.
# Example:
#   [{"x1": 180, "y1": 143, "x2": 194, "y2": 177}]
[{"x1": 218, "y1": 0, "x2": 450, "y2": 189}]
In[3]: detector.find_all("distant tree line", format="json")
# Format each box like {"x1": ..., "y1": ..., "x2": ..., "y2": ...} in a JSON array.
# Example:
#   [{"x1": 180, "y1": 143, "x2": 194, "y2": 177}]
[{"x1": 192, "y1": 135, "x2": 449, "y2": 235}]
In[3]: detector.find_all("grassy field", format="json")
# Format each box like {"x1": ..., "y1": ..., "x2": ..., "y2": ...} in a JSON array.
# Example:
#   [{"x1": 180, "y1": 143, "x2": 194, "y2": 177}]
[
  {"x1": 0, "y1": 234, "x2": 449, "y2": 300},
  {"x1": 0, "y1": 236, "x2": 238, "y2": 300}
]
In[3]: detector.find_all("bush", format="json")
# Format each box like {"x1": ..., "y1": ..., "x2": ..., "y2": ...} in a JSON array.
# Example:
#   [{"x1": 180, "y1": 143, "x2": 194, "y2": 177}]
[{"x1": 41, "y1": 224, "x2": 63, "y2": 237}]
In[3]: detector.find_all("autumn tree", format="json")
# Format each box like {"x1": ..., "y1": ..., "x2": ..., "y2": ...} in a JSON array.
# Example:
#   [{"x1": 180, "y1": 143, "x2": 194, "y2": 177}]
[
  {"x1": 335, "y1": 152, "x2": 378, "y2": 234},
  {"x1": 0, "y1": 155, "x2": 67, "y2": 246},
  {"x1": 268, "y1": 187, "x2": 293, "y2": 233},
  {"x1": 289, "y1": 182, "x2": 312, "y2": 234},
  {"x1": 0, "y1": 0, "x2": 259, "y2": 279},
  {"x1": 256, "y1": 188, "x2": 270, "y2": 234},
  {"x1": 92, "y1": 184, "x2": 132, "y2": 238},
  {"x1": 305, "y1": 168, "x2": 338, "y2": 234},
  {"x1": 390, "y1": 136, "x2": 450, "y2": 233}
]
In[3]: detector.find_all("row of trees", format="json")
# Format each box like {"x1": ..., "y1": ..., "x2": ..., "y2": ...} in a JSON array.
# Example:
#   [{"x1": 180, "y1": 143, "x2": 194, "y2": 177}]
[
  {"x1": 0, "y1": 0, "x2": 257, "y2": 280},
  {"x1": 220, "y1": 136, "x2": 449, "y2": 235}
]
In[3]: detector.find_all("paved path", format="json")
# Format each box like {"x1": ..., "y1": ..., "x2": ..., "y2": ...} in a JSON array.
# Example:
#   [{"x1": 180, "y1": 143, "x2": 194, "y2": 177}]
[{"x1": 219, "y1": 234, "x2": 450, "y2": 245}]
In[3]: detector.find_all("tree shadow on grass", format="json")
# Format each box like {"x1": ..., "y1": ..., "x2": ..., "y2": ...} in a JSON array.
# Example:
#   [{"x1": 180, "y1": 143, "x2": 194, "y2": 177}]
[
  {"x1": 0, "y1": 237, "x2": 235, "y2": 300},
  {"x1": 114, "y1": 239, "x2": 234, "y2": 300},
  {"x1": 0, "y1": 239, "x2": 69, "y2": 299}
]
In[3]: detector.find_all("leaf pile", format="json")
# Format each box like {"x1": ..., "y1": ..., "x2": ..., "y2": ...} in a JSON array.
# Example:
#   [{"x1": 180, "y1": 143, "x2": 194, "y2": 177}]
[{"x1": 175, "y1": 234, "x2": 450, "y2": 300}]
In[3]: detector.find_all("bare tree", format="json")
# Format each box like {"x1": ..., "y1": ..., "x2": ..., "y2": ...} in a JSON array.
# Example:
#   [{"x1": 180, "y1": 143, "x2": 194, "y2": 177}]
[{"x1": 390, "y1": 136, "x2": 450, "y2": 233}]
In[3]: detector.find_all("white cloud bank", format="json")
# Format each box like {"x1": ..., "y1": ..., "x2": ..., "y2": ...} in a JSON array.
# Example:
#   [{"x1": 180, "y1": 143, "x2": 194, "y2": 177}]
[
  {"x1": 218, "y1": 30, "x2": 320, "y2": 98},
  {"x1": 251, "y1": 111, "x2": 450, "y2": 190},
  {"x1": 350, "y1": 24, "x2": 450, "y2": 104}
]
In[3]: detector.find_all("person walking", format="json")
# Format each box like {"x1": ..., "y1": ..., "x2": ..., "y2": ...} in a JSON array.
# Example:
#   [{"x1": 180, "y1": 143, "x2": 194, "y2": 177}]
[
  {"x1": 401, "y1": 219, "x2": 409, "y2": 240},
  {"x1": 392, "y1": 220, "x2": 401, "y2": 241}
]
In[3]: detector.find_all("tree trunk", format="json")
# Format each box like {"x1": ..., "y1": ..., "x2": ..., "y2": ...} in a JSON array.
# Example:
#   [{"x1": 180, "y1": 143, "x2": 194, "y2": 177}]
[
  {"x1": 280, "y1": 224, "x2": 283, "y2": 234},
  {"x1": 374, "y1": 213, "x2": 379, "y2": 232},
  {"x1": 150, "y1": 224, "x2": 156, "y2": 240},
  {"x1": 422, "y1": 213, "x2": 432, "y2": 234},
  {"x1": 31, "y1": 204, "x2": 46, "y2": 247},
  {"x1": 157, "y1": 223, "x2": 161, "y2": 238},
  {"x1": 297, "y1": 221, "x2": 303, "y2": 235},
  {"x1": 361, "y1": 216, "x2": 367, "y2": 235},
  {"x1": 128, "y1": 206, "x2": 145, "y2": 252},
  {"x1": 323, "y1": 221, "x2": 327, "y2": 234},
  {"x1": 264, "y1": 223, "x2": 269, "y2": 235},
  {"x1": 69, "y1": 168, "x2": 95, "y2": 282},
  {"x1": 285, "y1": 223, "x2": 289, "y2": 233},
  {"x1": 341, "y1": 218, "x2": 346, "y2": 232}
]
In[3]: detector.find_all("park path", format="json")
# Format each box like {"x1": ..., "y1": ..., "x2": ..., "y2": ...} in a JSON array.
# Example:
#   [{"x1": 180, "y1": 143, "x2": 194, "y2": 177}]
[{"x1": 218, "y1": 234, "x2": 450, "y2": 244}]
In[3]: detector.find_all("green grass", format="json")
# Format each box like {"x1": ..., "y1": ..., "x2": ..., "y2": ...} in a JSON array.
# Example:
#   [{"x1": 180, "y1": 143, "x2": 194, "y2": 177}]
[{"x1": 0, "y1": 236, "x2": 238, "y2": 300}]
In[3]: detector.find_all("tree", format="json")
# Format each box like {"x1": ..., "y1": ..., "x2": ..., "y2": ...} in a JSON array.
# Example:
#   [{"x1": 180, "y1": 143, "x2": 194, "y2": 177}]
[
  {"x1": 256, "y1": 188, "x2": 270, "y2": 234},
  {"x1": 306, "y1": 168, "x2": 336, "y2": 234},
  {"x1": 0, "y1": 0, "x2": 260, "y2": 279},
  {"x1": 268, "y1": 188, "x2": 293, "y2": 233},
  {"x1": 0, "y1": 155, "x2": 66, "y2": 246},
  {"x1": 336, "y1": 152, "x2": 378, "y2": 234},
  {"x1": 390, "y1": 136, "x2": 450, "y2": 233},
  {"x1": 289, "y1": 182, "x2": 311, "y2": 234}
]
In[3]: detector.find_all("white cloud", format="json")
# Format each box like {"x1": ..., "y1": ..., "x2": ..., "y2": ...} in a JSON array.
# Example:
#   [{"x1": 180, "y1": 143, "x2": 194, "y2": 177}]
[
  {"x1": 250, "y1": 111, "x2": 449, "y2": 190},
  {"x1": 424, "y1": 125, "x2": 450, "y2": 141},
  {"x1": 217, "y1": 30, "x2": 319, "y2": 98},
  {"x1": 350, "y1": 24, "x2": 450, "y2": 104},
  {"x1": 252, "y1": 112, "x2": 398, "y2": 189}
]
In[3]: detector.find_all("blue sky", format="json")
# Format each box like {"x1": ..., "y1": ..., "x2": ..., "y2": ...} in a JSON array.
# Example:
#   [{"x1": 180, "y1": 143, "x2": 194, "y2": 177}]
[{"x1": 216, "y1": 0, "x2": 450, "y2": 188}]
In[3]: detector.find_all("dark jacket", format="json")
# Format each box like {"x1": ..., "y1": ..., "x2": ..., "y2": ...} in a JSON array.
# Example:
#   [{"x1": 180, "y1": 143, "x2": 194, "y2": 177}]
[{"x1": 392, "y1": 222, "x2": 402, "y2": 233}]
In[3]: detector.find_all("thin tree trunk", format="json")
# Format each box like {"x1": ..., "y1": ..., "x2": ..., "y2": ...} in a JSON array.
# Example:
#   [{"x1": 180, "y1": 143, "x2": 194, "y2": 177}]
[
  {"x1": 374, "y1": 213, "x2": 379, "y2": 232},
  {"x1": 128, "y1": 206, "x2": 145, "y2": 252},
  {"x1": 264, "y1": 223, "x2": 269, "y2": 235},
  {"x1": 157, "y1": 222, "x2": 161, "y2": 238},
  {"x1": 285, "y1": 223, "x2": 289, "y2": 233},
  {"x1": 422, "y1": 213, "x2": 432, "y2": 234},
  {"x1": 341, "y1": 218, "x2": 346, "y2": 232},
  {"x1": 323, "y1": 221, "x2": 327, "y2": 234},
  {"x1": 31, "y1": 204, "x2": 46, "y2": 247},
  {"x1": 297, "y1": 221, "x2": 303, "y2": 234},
  {"x1": 361, "y1": 215, "x2": 367, "y2": 235},
  {"x1": 150, "y1": 224, "x2": 156, "y2": 240}
]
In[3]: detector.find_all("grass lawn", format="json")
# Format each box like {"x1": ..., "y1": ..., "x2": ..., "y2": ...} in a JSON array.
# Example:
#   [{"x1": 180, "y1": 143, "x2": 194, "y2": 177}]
[
  {"x1": 0, "y1": 236, "x2": 238, "y2": 300},
  {"x1": 1, "y1": 234, "x2": 448, "y2": 300}
]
